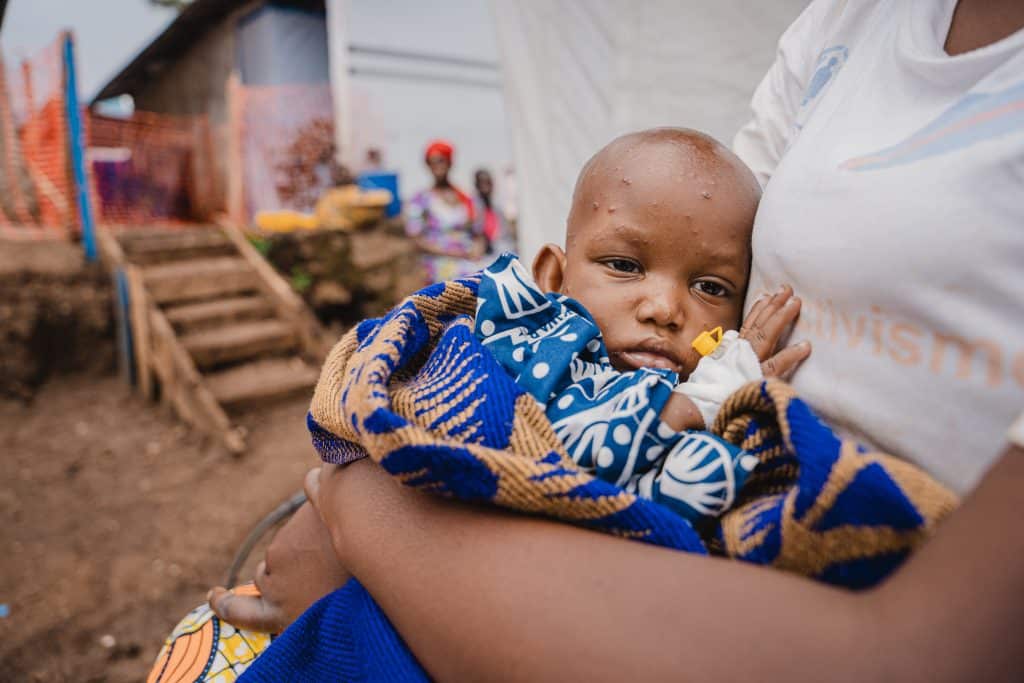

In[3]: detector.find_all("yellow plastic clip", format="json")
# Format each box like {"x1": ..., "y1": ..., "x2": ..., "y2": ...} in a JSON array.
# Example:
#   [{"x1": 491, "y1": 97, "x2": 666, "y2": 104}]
[{"x1": 692, "y1": 327, "x2": 724, "y2": 357}]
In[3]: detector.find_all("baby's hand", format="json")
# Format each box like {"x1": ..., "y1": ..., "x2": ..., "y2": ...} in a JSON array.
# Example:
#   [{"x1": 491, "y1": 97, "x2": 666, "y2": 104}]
[{"x1": 739, "y1": 285, "x2": 811, "y2": 379}]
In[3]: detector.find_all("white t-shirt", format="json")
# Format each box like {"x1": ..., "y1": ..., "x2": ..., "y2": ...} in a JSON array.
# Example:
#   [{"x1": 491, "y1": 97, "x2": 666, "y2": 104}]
[{"x1": 733, "y1": 0, "x2": 1024, "y2": 494}]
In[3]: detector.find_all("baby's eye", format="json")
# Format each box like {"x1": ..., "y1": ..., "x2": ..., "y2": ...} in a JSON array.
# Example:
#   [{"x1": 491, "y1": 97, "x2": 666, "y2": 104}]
[
  {"x1": 604, "y1": 258, "x2": 641, "y2": 274},
  {"x1": 695, "y1": 280, "x2": 728, "y2": 297}
]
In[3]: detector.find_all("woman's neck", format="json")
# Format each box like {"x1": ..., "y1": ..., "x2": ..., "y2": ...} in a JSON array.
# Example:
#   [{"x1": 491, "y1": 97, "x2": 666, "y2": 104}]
[
  {"x1": 434, "y1": 179, "x2": 452, "y2": 190},
  {"x1": 945, "y1": 0, "x2": 1024, "y2": 55}
]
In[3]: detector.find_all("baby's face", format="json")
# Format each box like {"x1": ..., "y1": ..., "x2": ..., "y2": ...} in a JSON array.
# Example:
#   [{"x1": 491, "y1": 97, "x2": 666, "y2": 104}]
[{"x1": 559, "y1": 138, "x2": 755, "y2": 379}]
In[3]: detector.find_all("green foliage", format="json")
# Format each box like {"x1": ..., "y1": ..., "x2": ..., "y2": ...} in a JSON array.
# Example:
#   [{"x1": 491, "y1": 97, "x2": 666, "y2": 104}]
[
  {"x1": 248, "y1": 235, "x2": 272, "y2": 257},
  {"x1": 290, "y1": 266, "x2": 313, "y2": 294}
]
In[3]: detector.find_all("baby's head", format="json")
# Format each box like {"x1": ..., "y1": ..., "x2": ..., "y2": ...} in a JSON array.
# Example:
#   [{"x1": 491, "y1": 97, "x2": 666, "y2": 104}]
[{"x1": 532, "y1": 128, "x2": 761, "y2": 379}]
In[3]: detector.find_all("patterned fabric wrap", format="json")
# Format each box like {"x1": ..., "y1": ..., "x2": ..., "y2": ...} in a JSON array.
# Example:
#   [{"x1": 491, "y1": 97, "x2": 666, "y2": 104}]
[
  {"x1": 308, "y1": 269, "x2": 959, "y2": 588},
  {"x1": 474, "y1": 253, "x2": 756, "y2": 522}
]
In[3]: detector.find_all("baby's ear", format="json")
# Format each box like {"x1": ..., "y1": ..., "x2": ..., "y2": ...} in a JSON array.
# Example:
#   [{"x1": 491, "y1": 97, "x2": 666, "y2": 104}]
[{"x1": 532, "y1": 244, "x2": 566, "y2": 293}]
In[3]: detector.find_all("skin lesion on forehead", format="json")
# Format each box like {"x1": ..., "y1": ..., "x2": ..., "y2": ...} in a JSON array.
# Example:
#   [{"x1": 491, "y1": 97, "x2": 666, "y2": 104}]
[
  {"x1": 603, "y1": 223, "x2": 653, "y2": 247},
  {"x1": 567, "y1": 127, "x2": 761, "y2": 247}
]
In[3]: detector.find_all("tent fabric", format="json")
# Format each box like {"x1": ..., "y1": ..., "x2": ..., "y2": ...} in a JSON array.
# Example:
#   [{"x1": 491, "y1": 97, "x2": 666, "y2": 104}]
[{"x1": 490, "y1": 0, "x2": 809, "y2": 263}]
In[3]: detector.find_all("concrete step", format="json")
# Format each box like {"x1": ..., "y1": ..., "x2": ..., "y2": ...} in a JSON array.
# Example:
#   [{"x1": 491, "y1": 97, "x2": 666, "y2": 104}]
[
  {"x1": 205, "y1": 357, "x2": 320, "y2": 412},
  {"x1": 180, "y1": 319, "x2": 297, "y2": 369},
  {"x1": 143, "y1": 257, "x2": 259, "y2": 305},
  {"x1": 164, "y1": 295, "x2": 276, "y2": 333}
]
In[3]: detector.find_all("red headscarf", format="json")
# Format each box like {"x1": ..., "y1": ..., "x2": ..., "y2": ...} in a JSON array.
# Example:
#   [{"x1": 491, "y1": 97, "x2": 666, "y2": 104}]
[
  {"x1": 423, "y1": 139, "x2": 474, "y2": 221},
  {"x1": 425, "y1": 139, "x2": 454, "y2": 164}
]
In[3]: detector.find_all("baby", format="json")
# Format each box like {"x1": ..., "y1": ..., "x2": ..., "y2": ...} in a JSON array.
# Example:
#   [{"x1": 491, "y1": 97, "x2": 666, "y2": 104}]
[
  {"x1": 207, "y1": 127, "x2": 809, "y2": 635},
  {"x1": 473, "y1": 128, "x2": 808, "y2": 520}
]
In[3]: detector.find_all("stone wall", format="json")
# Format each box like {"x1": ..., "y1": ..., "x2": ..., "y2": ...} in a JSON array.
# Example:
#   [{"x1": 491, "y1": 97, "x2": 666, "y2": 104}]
[{"x1": 254, "y1": 221, "x2": 425, "y2": 329}]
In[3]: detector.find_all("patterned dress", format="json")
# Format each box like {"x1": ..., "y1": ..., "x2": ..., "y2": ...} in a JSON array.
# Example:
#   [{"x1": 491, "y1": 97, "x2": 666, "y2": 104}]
[
  {"x1": 405, "y1": 188, "x2": 483, "y2": 285},
  {"x1": 146, "y1": 584, "x2": 271, "y2": 683}
]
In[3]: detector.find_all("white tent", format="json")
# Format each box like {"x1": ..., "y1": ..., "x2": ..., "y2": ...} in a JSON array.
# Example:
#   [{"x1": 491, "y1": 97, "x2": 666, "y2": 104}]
[
  {"x1": 325, "y1": 0, "x2": 809, "y2": 260},
  {"x1": 490, "y1": 0, "x2": 809, "y2": 262}
]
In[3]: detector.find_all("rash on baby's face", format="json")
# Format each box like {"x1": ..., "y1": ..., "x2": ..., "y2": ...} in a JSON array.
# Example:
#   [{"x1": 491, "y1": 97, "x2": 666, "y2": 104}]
[{"x1": 559, "y1": 128, "x2": 761, "y2": 378}]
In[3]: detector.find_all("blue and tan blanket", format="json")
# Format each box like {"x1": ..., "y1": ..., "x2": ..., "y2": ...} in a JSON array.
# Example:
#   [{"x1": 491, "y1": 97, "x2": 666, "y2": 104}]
[{"x1": 241, "y1": 272, "x2": 958, "y2": 681}]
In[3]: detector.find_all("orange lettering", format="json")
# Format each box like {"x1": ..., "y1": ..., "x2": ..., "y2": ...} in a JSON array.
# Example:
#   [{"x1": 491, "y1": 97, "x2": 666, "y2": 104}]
[
  {"x1": 1013, "y1": 350, "x2": 1024, "y2": 388},
  {"x1": 814, "y1": 300, "x2": 826, "y2": 339},
  {"x1": 930, "y1": 332, "x2": 1003, "y2": 387},
  {"x1": 888, "y1": 323, "x2": 922, "y2": 366},
  {"x1": 871, "y1": 306, "x2": 885, "y2": 355},
  {"x1": 838, "y1": 310, "x2": 866, "y2": 349},
  {"x1": 825, "y1": 299, "x2": 837, "y2": 342}
]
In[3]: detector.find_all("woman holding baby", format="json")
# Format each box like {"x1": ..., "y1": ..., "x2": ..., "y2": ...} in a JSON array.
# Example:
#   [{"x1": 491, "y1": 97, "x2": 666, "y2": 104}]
[{"x1": 151, "y1": 1, "x2": 1024, "y2": 680}]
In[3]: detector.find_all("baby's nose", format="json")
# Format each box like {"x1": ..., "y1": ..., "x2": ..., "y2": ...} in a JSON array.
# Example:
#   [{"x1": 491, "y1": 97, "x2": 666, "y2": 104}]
[{"x1": 637, "y1": 290, "x2": 685, "y2": 329}]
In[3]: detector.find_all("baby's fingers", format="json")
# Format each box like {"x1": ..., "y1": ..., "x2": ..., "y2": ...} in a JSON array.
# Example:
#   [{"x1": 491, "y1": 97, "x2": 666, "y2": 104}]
[
  {"x1": 741, "y1": 287, "x2": 800, "y2": 360},
  {"x1": 760, "y1": 340, "x2": 811, "y2": 379},
  {"x1": 209, "y1": 585, "x2": 287, "y2": 633}
]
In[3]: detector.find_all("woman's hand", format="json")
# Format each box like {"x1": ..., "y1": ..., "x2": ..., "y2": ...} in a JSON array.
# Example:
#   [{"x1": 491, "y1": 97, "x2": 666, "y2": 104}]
[
  {"x1": 208, "y1": 501, "x2": 350, "y2": 633},
  {"x1": 740, "y1": 284, "x2": 811, "y2": 378}
]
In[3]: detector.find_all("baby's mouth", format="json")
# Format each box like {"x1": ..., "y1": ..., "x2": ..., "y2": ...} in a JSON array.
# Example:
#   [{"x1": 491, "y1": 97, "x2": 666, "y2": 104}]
[{"x1": 609, "y1": 347, "x2": 684, "y2": 374}]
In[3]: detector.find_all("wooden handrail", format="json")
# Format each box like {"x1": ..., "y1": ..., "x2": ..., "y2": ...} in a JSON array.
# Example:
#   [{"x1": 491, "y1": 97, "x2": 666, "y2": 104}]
[{"x1": 215, "y1": 215, "x2": 332, "y2": 360}]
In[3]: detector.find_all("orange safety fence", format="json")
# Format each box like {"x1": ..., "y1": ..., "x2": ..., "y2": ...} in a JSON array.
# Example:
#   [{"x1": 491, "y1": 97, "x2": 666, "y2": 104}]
[
  {"x1": 87, "y1": 110, "x2": 218, "y2": 226},
  {"x1": 0, "y1": 35, "x2": 75, "y2": 233},
  {"x1": 2, "y1": 33, "x2": 350, "y2": 234}
]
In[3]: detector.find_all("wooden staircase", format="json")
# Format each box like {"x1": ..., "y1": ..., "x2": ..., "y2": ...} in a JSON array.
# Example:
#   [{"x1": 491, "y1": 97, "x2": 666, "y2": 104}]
[{"x1": 96, "y1": 221, "x2": 330, "y2": 453}]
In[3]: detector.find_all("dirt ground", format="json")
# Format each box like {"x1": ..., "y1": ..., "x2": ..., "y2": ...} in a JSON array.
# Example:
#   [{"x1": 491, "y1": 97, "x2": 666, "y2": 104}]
[
  {"x1": 1, "y1": 239, "x2": 114, "y2": 401},
  {"x1": 0, "y1": 375, "x2": 320, "y2": 681}
]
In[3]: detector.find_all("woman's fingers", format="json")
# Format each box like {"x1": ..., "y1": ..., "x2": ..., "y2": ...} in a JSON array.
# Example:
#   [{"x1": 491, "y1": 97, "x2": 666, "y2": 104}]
[
  {"x1": 760, "y1": 340, "x2": 812, "y2": 379},
  {"x1": 208, "y1": 586, "x2": 287, "y2": 633}
]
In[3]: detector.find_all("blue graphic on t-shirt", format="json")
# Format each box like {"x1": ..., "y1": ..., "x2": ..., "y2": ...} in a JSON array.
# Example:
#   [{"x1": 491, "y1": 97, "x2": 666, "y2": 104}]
[
  {"x1": 842, "y1": 80, "x2": 1024, "y2": 171},
  {"x1": 801, "y1": 46, "x2": 849, "y2": 107}
]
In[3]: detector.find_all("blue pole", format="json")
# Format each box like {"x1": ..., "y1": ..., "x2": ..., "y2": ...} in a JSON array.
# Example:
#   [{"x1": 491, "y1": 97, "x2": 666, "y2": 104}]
[{"x1": 62, "y1": 32, "x2": 97, "y2": 262}]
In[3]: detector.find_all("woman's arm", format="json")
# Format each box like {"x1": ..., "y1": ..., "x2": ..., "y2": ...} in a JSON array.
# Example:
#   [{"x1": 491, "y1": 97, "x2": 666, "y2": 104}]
[{"x1": 312, "y1": 447, "x2": 1023, "y2": 682}]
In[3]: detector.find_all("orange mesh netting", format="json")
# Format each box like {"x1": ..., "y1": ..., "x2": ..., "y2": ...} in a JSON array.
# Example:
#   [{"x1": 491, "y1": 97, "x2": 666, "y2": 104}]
[
  {"x1": 87, "y1": 110, "x2": 217, "y2": 225},
  {"x1": 0, "y1": 36, "x2": 74, "y2": 233}
]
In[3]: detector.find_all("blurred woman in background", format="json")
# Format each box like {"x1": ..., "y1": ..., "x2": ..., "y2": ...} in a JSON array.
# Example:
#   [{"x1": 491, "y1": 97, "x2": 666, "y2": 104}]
[
  {"x1": 405, "y1": 140, "x2": 484, "y2": 285},
  {"x1": 473, "y1": 168, "x2": 515, "y2": 256}
]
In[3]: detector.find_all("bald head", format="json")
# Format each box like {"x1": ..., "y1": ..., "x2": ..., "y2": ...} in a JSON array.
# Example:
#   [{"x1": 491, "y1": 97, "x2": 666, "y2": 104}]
[{"x1": 566, "y1": 127, "x2": 761, "y2": 246}]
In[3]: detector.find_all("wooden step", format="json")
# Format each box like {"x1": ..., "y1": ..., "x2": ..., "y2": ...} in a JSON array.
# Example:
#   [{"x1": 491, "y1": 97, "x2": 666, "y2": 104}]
[
  {"x1": 119, "y1": 228, "x2": 234, "y2": 265},
  {"x1": 205, "y1": 357, "x2": 320, "y2": 411},
  {"x1": 164, "y1": 295, "x2": 275, "y2": 333},
  {"x1": 143, "y1": 257, "x2": 259, "y2": 305},
  {"x1": 126, "y1": 243, "x2": 238, "y2": 265},
  {"x1": 118, "y1": 228, "x2": 229, "y2": 252},
  {"x1": 180, "y1": 319, "x2": 297, "y2": 369}
]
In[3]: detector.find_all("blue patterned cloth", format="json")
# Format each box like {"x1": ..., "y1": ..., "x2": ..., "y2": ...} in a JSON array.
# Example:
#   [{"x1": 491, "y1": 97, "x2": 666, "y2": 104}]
[
  {"x1": 475, "y1": 253, "x2": 756, "y2": 521},
  {"x1": 237, "y1": 260, "x2": 957, "y2": 681}
]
